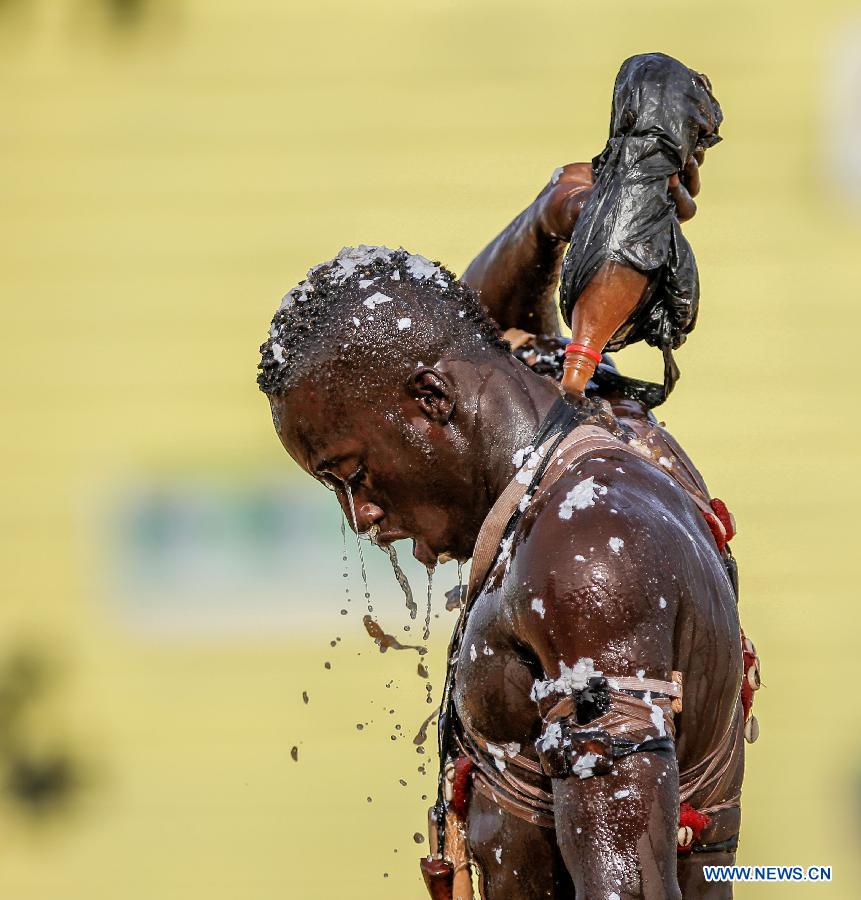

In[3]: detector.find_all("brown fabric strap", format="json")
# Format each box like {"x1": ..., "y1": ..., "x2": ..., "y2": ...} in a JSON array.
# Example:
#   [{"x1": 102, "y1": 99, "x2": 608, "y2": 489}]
[
  {"x1": 455, "y1": 730, "x2": 556, "y2": 829},
  {"x1": 609, "y1": 674, "x2": 683, "y2": 699},
  {"x1": 466, "y1": 425, "x2": 628, "y2": 602},
  {"x1": 679, "y1": 710, "x2": 742, "y2": 809},
  {"x1": 471, "y1": 772, "x2": 556, "y2": 829},
  {"x1": 544, "y1": 690, "x2": 677, "y2": 743},
  {"x1": 458, "y1": 717, "x2": 545, "y2": 777}
]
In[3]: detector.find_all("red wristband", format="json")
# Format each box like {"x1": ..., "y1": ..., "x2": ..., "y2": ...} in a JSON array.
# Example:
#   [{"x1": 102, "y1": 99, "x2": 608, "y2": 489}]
[{"x1": 564, "y1": 342, "x2": 603, "y2": 365}]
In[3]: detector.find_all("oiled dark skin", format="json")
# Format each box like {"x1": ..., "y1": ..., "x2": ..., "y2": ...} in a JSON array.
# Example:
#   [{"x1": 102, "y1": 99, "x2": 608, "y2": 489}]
[
  {"x1": 455, "y1": 450, "x2": 742, "y2": 899},
  {"x1": 270, "y1": 151, "x2": 742, "y2": 898},
  {"x1": 273, "y1": 357, "x2": 742, "y2": 899}
]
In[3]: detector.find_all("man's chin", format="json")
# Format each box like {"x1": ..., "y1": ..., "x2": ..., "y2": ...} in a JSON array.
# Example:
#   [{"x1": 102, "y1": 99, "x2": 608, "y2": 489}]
[
  {"x1": 411, "y1": 539, "x2": 439, "y2": 567},
  {"x1": 412, "y1": 539, "x2": 467, "y2": 567}
]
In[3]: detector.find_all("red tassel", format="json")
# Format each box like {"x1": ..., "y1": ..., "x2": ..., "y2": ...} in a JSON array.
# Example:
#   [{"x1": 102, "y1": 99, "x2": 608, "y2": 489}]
[
  {"x1": 703, "y1": 511, "x2": 727, "y2": 553},
  {"x1": 450, "y1": 756, "x2": 473, "y2": 819},
  {"x1": 739, "y1": 630, "x2": 760, "y2": 721},
  {"x1": 677, "y1": 803, "x2": 711, "y2": 851},
  {"x1": 709, "y1": 497, "x2": 736, "y2": 542}
]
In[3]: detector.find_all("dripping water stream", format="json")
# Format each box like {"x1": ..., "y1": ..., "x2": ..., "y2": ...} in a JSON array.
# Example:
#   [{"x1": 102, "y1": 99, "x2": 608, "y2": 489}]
[
  {"x1": 345, "y1": 485, "x2": 372, "y2": 613},
  {"x1": 422, "y1": 566, "x2": 434, "y2": 642},
  {"x1": 379, "y1": 541, "x2": 417, "y2": 623}
]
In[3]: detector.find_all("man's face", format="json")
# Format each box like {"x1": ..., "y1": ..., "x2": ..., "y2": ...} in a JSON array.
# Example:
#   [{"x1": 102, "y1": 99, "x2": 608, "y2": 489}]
[{"x1": 271, "y1": 376, "x2": 485, "y2": 566}]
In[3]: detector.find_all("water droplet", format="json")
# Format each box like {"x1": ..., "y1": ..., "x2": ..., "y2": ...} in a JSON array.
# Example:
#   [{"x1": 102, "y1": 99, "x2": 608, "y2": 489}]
[
  {"x1": 413, "y1": 833, "x2": 425, "y2": 844},
  {"x1": 324, "y1": 661, "x2": 331, "y2": 670},
  {"x1": 302, "y1": 691, "x2": 309, "y2": 704},
  {"x1": 290, "y1": 746, "x2": 299, "y2": 762}
]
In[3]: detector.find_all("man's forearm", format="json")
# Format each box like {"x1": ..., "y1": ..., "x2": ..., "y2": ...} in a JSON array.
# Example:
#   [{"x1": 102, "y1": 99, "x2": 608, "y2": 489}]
[
  {"x1": 554, "y1": 753, "x2": 682, "y2": 899},
  {"x1": 461, "y1": 202, "x2": 565, "y2": 336}
]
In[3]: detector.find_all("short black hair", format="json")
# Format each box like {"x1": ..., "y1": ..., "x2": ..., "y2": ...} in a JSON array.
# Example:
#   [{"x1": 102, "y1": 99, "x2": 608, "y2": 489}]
[{"x1": 257, "y1": 246, "x2": 508, "y2": 397}]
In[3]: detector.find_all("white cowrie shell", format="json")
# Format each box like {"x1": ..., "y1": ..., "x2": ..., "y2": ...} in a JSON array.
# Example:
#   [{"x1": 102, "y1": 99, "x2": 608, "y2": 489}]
[
  {"x1": 747, "y1": 666, "x2": 760, "y2": 690},
  {"x1": 744, "y1": 715, "x2": 760, "y2": 744},
  {"x1": 678, "y1": 826, "x2": 693, "y2": 847}
]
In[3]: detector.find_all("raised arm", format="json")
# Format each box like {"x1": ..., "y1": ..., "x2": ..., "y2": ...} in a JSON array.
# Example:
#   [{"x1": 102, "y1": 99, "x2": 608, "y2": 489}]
[
  {"x1": 515, "y1": 454, "x2": 687, "y2": 897},
  {"x1": 461, "y1": 158, "x2": 701, "y2": 341},
  {"x1": 460, "y1": 163, "x2": 594, "y2": 335}
]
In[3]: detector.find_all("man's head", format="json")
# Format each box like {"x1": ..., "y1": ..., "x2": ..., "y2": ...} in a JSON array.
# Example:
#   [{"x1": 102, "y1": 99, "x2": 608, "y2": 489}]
[{"x1": 258, "y1": 245, "x2": 511, "y2": 565}]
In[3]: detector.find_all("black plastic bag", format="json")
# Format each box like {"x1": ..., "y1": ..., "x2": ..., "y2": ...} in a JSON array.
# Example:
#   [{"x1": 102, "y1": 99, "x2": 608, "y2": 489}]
[{"x1": 559, "y1": 53, "x2": 722, "y2": 406}]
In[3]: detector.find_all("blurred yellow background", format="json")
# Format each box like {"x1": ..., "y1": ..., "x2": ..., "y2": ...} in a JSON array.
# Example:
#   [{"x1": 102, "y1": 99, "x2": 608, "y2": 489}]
[{"x1": 1, "y1": 0, "x2": 860, "y2": 897}]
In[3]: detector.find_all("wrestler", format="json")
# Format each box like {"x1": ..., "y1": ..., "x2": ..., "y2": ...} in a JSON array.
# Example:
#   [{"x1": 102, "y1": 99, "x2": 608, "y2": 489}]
[{"x1": 258, "y1": 244, "x2": 750, "y2": 897}]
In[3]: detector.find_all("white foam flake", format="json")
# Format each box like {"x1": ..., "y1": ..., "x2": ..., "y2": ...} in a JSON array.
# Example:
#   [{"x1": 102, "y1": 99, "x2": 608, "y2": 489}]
[
  {"x1": 512, "y1": 445, "x2": 533, "y2": 468},
  {"x1": 572, "y1": 752, "x2": 599, "y2": 779},
  {"x1": 271, "y1": 343, "x2": 285, "y2": 364},
  {"x1": 404, "y1": 253, "x2": 440, "y2": 281},
  {"x1": 498, "y1": 534, "x2": 514, "y2": 565},
  {"x1": 659, "y1": 597, "x2": 667, "y2": 609},
  {"x1": 358, "y1": 278, "x2": 375, "y2": 289},
  {"x1": 515, "y1": 446, "x2": 544, "y2": 485},
  {"x1": 518, "y1": 492, "x2": 532, "y2": 513},
  {"x1": 537, "y1": 721, "x2": 562, "y2": 751},
  {"x1": 658, "y1": 456, "x2": 673, "y2": 469},
  {"x1": 363, "y1": 292, "x2": 393, "y2": 309},
  {"x1": 558, "y1": 476, "x2": 607, "y2": 520},
  {"x1": 397, "y1": 318, "x2": 412, "y2": 330},
  {"x1": 483, "y1": 644, "x2": 494, "y2": 656},
  {"x1": 351, "y1": 317, "x2": 360, "y2": 327},
  {"x1": 574, "y1": 554, "x2": 586, "y2": 562},
  {"x1": 613, "y1": 789, "x2": 631, "y2": 800},
  {"x1": 485, "y1": 741, "x2": 520, "y2": 772},
  {"x1": 531, "y1": 657, "x2": 599, "y2": 701},
  {"x1": 531, "y1": 597, "x2": 545, "y2": 618},
  {"x1": 610, "y1": 893, "x2": 621, "y2": 900},
  {"x1": 550, "y1": 165, "x2": 565, "y2": 184},
  {"x1": 608, "y1": 537, "x2": 624, "y2": 553},
  {"x1": 330, "y1": 245, "x2": 394, "y2": 283},
  {"x1": 644, "y1": 691, "x2": 666, "y2": 737},
  {"x1": 469, "y1": 644, "x2": 477, "y2": 662},
  {"x1": 494, "y1": 847, "x2": 502, "y2": 864},
  {"x1": 458, "y1": 309, "x2": 465, "y2": 318},
  {"x1": 615, "y1": 466, "x2": 625, "y2": 473}
]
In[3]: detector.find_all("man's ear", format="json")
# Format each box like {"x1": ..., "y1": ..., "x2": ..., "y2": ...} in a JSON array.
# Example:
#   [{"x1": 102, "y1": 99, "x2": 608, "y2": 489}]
[{"x1": 406, "y1": 367, "x2": 456, "y2": 424}]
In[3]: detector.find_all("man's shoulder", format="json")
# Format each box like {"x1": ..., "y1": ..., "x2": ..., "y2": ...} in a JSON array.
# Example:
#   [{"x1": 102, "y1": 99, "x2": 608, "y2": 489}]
[
  {"x1": 526, "y1": 443, "x2": 690, "y2": 535},
  {"x1": 506, "y1": 447, "x2": 704, "y2": 612}
]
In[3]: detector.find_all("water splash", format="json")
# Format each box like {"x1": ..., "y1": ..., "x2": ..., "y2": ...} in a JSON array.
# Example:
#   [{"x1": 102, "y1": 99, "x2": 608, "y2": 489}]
[
  {"x1": 363, "y1": 615, "x2": 427, "y2": 655},
  {"x1": 412, "y1": 708, "x2": 438, "y2": 747},
  {"x1": 345, "y1": 485, "x2": 372, "y2": 612}
]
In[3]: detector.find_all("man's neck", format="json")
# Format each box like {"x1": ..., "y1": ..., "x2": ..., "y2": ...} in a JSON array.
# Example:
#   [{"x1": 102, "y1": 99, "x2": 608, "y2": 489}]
[{"x1": 448, "y1": 354, "x2": 561, "y2": 509}]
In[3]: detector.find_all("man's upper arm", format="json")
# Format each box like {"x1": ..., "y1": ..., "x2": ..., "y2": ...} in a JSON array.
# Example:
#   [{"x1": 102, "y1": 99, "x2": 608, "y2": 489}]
[{"x1": 510, "y1": 457, "x2": 686, "y2": 897}]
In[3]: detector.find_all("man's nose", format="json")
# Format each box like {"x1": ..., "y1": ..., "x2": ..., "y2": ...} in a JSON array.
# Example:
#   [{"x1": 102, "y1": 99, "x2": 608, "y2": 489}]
[{"x1": 354, "y1": 501, "x2": 385, "y2": 534}]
